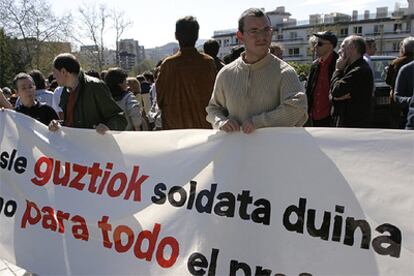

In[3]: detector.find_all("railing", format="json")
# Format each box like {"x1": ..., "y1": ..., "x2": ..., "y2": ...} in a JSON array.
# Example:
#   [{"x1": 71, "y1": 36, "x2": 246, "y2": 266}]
[
  {"x1": 214, "y1": 29, "x2": 237, "y2": 36},
  {"x1": 365, "y1": 30, "x2": 411, "y2": 36},
  {"x1": 275, "y1": 37, "x2": 304, "y2": 42},
  {"x1": 272, "y1": 10, "x2": 409, "y2": 28}
]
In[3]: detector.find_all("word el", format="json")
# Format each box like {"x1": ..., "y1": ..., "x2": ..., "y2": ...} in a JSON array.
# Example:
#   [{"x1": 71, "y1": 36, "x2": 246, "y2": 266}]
[
  {"x1": 283, "y1": 198, "x2": 402, "y2": 258},
  {"x1": 0, "y1": 148, "x2": 27, "y2": 174},
  {"x1": 98, "y1": 216, "x2": 179, "y2": 268},
  {"x1": 21, "y1": 200, "x2": 89, "y2": 241},
  {"x1": 152, "y1": 181, "x2": 271, "y2": 225},
  {"x1": 187, "y1": 248, "x2": 311, "y2": 276},
  {"x1": 31, "y1": 157, "x2": 149, "y2": 202}
]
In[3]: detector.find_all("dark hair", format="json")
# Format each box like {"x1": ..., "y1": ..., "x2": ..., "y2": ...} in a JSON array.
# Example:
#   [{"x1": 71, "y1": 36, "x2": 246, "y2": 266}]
[
  {"x1": 100, "y1": 70, "x2": 108, "y2": 80},
  {"x1": 86, "y1": 69, "x2": 100, "y2": 79},
  {"x1": 47, "y1": 73, "x2": 55, "y2": 84},
  {"x1": 53, "y1": 53, "x2": 80, "y2": 74},
  {"x1": 223, "y1": 45, "x2": 245, "y2": 64},
  {"x1": 28, "y1": 70, "x2": 46, "y2": 89},
  {"x1": 13, "y1": 72, "x2": 34, "y2": 90},
  {"x1": 364, "y1": 37, "x2": 376, "y2": 46},
  {"x1": 238, "y1": 8, "x2": 269, "y2": 33},
  {"x1": 143, "y1": 71, "x2": 154, "y2": 83},
  {"x1": 104, "y1": 67, "x2": 128, "y2": 99},
  {"x1": 203, "y1": 39, "x2": 220, "y2": 58},
  {"x1": 175, "y1": 16, "x2": 199, "y2": 47},
  {"x1": 49, "y1": 80, "x2": 58, "y2": 91}
]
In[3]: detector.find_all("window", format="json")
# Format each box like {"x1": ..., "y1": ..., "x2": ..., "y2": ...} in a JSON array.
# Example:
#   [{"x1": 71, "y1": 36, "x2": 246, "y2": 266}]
[
  {"x1": 289, "y1": 32, "x2": 297, "y2": 39},
  {"x1": 277, "y1": 34, "x2": 283, "y2": 40},
  {"x1": 394, "y1": 23, "x2": 402, "y2": 32},
  {"x1": 392, "y1": 42, "x2": 400, "y2": 52},
  {"x1": 353, "y1": 26, "x2": 362, "y2": 34},
  {"x1": 288, "y1": 48, "x2": 300, "y2": 56},
  {"x1": 340, "y1": 28, "x2": 348, "y2": 37},
  {"x1": 374, "y1": 25, "x2": 383, "y2": 35}
]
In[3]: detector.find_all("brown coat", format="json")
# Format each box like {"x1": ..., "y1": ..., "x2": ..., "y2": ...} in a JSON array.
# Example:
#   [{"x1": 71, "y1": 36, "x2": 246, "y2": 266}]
[
  {"x1": 386, "y1": 55, "x2": 414, "y2": 89},
  {"x1": 156, "y1": 47, "x2": 217, "y2": 129}
]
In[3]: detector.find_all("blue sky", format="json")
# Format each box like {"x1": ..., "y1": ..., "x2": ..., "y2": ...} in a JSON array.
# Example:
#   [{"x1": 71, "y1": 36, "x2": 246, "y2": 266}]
[{"x1": 52, "y1": 0, "x2": 402, "y2": 48}]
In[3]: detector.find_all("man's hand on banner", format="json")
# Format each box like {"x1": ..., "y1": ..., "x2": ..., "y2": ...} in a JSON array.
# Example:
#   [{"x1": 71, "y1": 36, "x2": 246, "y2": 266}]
[
  {"x1": 242, "y1": 119, "x2": 256, "y2": 134},
  {"x1": 48, "y1": 119, "x2": 62, "y2": 132},
  {"x1": 219, "y1": 118, "x2": 240, "y2": 133},
  {"x1": 94, "y1": 123, "x2": 109, "y2": 135}
]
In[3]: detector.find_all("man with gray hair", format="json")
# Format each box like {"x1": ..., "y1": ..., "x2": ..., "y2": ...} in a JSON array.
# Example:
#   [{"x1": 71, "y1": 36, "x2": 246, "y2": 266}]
[
  {"x1": 206, "y1": 8, "x2": 307, "y2": 133},
  {"x1": 330, "y1": 35, "x2": 373, "y2": 127}
]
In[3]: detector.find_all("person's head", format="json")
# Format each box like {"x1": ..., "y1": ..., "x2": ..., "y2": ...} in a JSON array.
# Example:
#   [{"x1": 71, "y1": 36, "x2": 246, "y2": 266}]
[
  {"x1": 339, "y1": 35, "x2": 366, "y2": 65},
  {"x1": 49, "y1": 80, "x2": 58, "y2": 91},
  {"x1": 236, "y1": 8, "x2": 272, "y2": 63},
  {"x1": 400, "y1": 36, "x2": 414, "y2": 56},
  {"x1": 143, "y1": 71, "x2": 154, "y2": 84},
  {"x1": 13, "y1": 73, "x2": 36, "y2": 107},
  {"x1": 313, "y1": 31, "x2": 337, "y2": 59},
  {"x1": 52, "y1": 53, "x2": 81, "y2": 86},
  {"x1": 28, "y1": 70, "x2": 47, "y2": 90},
  {"x1": 203, "y1": 39, "x2": 220, "y2": 58},
  {"x1": 175, "y1": 16, "x2": 199, "y2": 48},
  {"x1": 270, "y1": 42, "x2": 283, "y2": 59},
  {"x1": 223, "y1": 46, "x2": 245, "y2": 64},
  {"x1": 100, "y1": 70, "x2": 108, "y2": 80},
  {"x1": 364, "y1": 37, "x2": 376, "y2": 56},
  {"x1": 85, "y1": 69, "x2": 100, "y2": 79},
  {"x1": 136, "y1": 74, "x2": 146, "y2": 83},
  {"x1": 47, "y1": 73, "x2": 55, "y2": 86},
  {"x1": 127, "y1": 77, "x2": 141, "y2": 95},
  {"x1": 104, "y1": 67, "x2": 128, "y2": 98},
  {"x1": 1, "y1": 87, "x2": 12, "y2": 98}
]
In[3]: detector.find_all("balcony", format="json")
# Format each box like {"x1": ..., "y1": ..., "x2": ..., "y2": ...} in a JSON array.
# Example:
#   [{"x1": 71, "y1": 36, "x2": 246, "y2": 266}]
[
  {"x1": 365, "y1": 30, "x2": 410, "y2": 36},
  {"x1": 275, "y1": 37, "x2": 304, "y2": 42}
]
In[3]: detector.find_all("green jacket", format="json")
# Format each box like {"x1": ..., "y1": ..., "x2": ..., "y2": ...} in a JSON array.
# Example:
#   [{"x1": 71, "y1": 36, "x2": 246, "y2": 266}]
[{"x1": 60, "y1": 72, "x2": 127, "y2": 130}]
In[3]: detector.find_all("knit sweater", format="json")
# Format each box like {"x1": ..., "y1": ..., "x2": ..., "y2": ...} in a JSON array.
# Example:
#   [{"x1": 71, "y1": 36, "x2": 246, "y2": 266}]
[{"x1": 206, "y1": 53, "x2": 308, "y2": 129}]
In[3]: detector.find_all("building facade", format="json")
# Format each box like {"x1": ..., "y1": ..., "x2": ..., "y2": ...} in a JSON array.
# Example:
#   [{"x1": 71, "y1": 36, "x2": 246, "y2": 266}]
[
  {"x1": 118, "y1": 39, "x2": 145, "y2": 72},
  {"x1": 213, "y1": 1, "x2": 414, "y2": 63}
]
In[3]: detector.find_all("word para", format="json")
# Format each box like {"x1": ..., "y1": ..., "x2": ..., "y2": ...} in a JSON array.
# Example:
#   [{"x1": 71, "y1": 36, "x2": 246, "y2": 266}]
[
  {"x1": 98, "y1": 216, "x2": 179, "y2": 268},
  {"x1": 0, "y1": 148, "x2": 27, "y2": 174},
  {"x1": 31, "y1": 157, "x2": 149, "y2": 202},
  {"x1": 0, "y1": 196, "x2": 17, "y2": 217},
  {"x1": 283, "y1": 198, "x2": 402, "y2": 258},
  {"x1": 21, "y1": 200, "x2": 89, "y2": 241},
  {"x1": 152, "y1": 181, "x2": 271, "y2": 225}
]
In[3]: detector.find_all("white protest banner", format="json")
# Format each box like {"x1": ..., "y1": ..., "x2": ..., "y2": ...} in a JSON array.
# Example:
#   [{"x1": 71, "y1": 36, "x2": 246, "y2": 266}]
[{"x1": 0, "y1": 109, "x2": 413, "y2": 275}]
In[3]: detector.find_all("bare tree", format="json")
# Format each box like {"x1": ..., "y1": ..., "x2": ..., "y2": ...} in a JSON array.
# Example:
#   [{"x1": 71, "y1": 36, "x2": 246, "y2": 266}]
[
  {"x1": 0, "y1": 0, "x2": 71, "y2": 69},
  {"x1": 111, "y1": 8, "x2": 133, "y2": 66},
  {"x1": 77, "y1": 2, "x2": 109, "y2": 72}
]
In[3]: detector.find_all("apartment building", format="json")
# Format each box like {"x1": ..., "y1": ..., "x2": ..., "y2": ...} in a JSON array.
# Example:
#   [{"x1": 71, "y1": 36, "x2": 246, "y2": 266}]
[{"x1": 213, "y1": 1, "x2": 414, "y2": 63}]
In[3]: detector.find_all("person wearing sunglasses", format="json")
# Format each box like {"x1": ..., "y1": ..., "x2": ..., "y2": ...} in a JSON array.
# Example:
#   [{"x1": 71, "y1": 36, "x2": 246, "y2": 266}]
[{"x1": 305, "y1": 31, "x2": 339, "y2": 127}]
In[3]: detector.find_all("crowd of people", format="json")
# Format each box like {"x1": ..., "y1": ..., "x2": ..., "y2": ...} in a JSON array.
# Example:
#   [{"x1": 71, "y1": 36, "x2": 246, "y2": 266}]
[{"x1": 1, "y1": 8, "x2": 413, "y2": 132}]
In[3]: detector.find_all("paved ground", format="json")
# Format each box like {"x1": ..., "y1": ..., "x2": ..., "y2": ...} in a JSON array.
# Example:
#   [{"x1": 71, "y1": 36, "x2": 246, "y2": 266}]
[{"x1": 0, "y1": 259, "x2": 27, "y2": 276}]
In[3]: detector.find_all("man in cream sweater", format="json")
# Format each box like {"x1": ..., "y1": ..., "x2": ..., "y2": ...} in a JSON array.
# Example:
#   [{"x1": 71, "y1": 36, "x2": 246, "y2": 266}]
[{"x1": 206, "y1": 8, "x2": 308, "y2": 134}]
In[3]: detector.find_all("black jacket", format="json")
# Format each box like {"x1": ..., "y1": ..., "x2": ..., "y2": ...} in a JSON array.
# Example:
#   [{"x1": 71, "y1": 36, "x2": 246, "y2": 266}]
[
  {"x1": 306, "y1": 52, "x2": 339, "y2": 114},
  {"x1": 330, "y1": 57, "x2": 373, "y2": 127}
]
